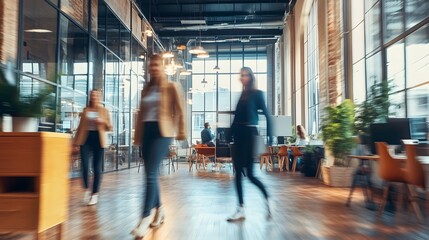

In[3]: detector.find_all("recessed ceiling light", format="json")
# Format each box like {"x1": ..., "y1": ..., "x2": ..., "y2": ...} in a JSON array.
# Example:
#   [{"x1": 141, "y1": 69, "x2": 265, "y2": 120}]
[{"x1": 25, "y1": 29, "x2": 52, "y2": 33}]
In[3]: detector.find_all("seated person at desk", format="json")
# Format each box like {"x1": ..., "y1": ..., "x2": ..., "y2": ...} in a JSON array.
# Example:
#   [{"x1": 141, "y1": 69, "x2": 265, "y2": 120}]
[
  {"x1": 287, "y1": 125, "x2": 308, "y2": 170},
  {"x1": 201, "y1": 122, "x2": 216, "y2": 147},
  {"x1": 292, "y1": 125, "x2": 308, "y2": 146}
]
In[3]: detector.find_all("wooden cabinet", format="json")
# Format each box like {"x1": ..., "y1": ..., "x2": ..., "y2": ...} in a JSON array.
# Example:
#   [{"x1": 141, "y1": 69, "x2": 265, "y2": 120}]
[{"x1": 0, "y1": 132, "x2": 70, "y2": 239}]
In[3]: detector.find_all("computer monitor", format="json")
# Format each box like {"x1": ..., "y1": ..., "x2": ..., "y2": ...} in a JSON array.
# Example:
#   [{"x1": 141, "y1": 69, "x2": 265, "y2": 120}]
[
  {"x1": 369, "y1": 122, "x2": 411, "y2": 154},
  {"x1": 409, "y1": 118, "x2": 428, "y2": 141},
  {"x1": 388, "y1": 117, "x2": 428, "y2": 141}
]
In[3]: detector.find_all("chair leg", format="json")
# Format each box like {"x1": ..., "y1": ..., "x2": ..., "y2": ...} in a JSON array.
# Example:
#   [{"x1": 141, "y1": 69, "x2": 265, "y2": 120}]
[
  {"x1": 315, "y1": 160, "x2": 321, "y2": 178},
  {"x1": 407, "y1": 184, "x2": 424, "y2": 223},
  {"x1": 292, "y1": 156, "x2": 298, "y2": 172},
  {"x1": 285, "y1": 157, "x2": 289, "y2": 172},
  {"x1": 260, "y1": 157, "x2": 264, "y2": 170},
  {"x1": 378, "y1": 183, "x2": 390, "y2": 216},
  {"x1": 278, "y1": 157, "x2": 283, "y2": 171}
]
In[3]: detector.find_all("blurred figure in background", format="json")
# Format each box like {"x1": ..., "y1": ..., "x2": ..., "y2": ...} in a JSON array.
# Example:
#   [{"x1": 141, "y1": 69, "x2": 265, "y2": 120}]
[
  {"x1": 201, "y1": 122, "x2": 215, "y2": 147},
  {"x1": 228, "y1": 67, "x2": 272, "y2": 222},
  {"x1": 73, "y1": 89, "x2": 112, "y2": 206},
  {"x1": 293, "y1": 125, "x2": 308, "y2": 146},
  {"x1": 132, "y1": 54, "x2": 186, "y2": 239}
]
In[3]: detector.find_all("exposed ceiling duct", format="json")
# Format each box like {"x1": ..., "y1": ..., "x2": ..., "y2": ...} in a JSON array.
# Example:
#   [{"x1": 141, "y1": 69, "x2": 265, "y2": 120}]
[
  {"x1": 200, "y1": 37, "x2": 279, "y2": 43},
  {"x1": 162, "y1": 21, "x2": 284, "y2": 32}
]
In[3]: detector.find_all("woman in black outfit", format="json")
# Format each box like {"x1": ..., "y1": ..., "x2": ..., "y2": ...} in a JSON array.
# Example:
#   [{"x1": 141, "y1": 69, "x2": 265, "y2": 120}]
[{"x1": 227, "y1": 67, "x2": 272, "y2": 221}]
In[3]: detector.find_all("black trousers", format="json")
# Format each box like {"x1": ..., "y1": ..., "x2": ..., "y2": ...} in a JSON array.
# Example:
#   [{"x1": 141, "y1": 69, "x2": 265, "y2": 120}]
[
  {"x1": 232, "y1": 125, "x2": 269, "y2": 205},
  {"x1": 80, "y1": 131, "x2": 104, "y2": 194},
  {"x1": 141, "y1": 122, "x2": 172, "y2": 217}
]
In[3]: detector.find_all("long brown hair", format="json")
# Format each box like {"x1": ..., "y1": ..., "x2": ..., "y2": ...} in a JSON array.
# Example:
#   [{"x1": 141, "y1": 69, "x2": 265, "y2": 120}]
[
  {"x1": 146, "y1": 54, "x2": 166, "y2": 88},
  {"x1": 87, "y1": 89, "x2": 102, "y2": 108},
  {"x1": 240, "y1": 67, "x2": 256, "y2": 90},
  {"x1": 297, "y1": 125, "x2": 307, "y2": 139}
]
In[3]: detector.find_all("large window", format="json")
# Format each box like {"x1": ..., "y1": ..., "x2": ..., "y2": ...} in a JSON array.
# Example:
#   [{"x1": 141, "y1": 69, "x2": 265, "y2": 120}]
[
  {"x1": 350, "y1": 0, "x2": 429, "y2": 122},
  {"x1": 190, "y1": 43, "x2": 268, "y2": 144},
  {"x1": 306, "y1": 0, "x2": 319, "y2": 136},
  {"x1": 8, "y1": 0, "x2": 148, "y2": 176}
]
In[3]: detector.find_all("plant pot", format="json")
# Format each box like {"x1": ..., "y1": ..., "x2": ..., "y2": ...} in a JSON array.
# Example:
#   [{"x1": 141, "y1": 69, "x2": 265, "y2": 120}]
[
  {"x1": 12, "y1": 117, "x2": 39, "y2": 132},
  {"x1": 321, "y1": 166, "x2": 355, "y2": 187}
]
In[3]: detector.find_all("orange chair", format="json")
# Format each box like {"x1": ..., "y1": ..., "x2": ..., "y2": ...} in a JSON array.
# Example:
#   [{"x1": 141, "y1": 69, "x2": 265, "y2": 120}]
[
  {"x1": 404, "y1": 144, "x2": 426, "y2": 223},
  {"x1": 291, "y1": 146, "x2": 303, "y2": 172},
  {"x1": 277, "y1": 146, "x2": 289, "y2": 171},
  {"x1": 376, "y1": 142, "x2": 407, "y2": 217},
  {"x1": 260, "y1": 147, "x2": 273, "y2": 170},
  {"x1": 194, "y1": 145, "x2": 215, "y2": 170}
]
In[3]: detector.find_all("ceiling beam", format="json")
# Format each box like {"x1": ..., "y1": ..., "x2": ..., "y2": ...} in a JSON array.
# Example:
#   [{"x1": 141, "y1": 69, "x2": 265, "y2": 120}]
[
  {"x1": 157, "y1": 29, "x2": 283, "y2": 38},
  {"x1": 139, "y1": 0, "x2": 289, "y2": 5}
]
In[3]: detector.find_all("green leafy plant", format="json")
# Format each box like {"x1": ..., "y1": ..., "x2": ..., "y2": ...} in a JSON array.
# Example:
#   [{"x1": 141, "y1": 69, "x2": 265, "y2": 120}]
[
  {"x1": 287, "y1": 125, "x2": 297, "y2": 144},
  {"x1": 355, "y1": 80, "x2": 393, "y2": 135},
  {"x1": 320, "y1": 99, "x2": 355, "y2": 166},
  {"x1": 0, "y1": 67, "x2": 52, "y2": 118}
]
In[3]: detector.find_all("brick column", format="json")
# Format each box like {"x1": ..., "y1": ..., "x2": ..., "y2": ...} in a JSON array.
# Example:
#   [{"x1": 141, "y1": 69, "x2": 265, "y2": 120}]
[
  {"x1": 326, "y1": 0, "x2": 344, "y2": 106},
  {"x1": 0, "y1": 0, "x2": 19, "y2": 64}
]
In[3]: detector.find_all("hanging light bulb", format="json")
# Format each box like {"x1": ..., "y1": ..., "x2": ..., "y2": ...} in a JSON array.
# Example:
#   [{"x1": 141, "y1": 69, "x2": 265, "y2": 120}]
[
  {"x1": 177, "y1": 45, "x2": 186, "y2": 50},
  {"x1": 162, "y1": 51, "x2": 174, "y2": 59},
  {"x1": 189, "y1": 46, "x2": 205, "y2": 55},
  {"x1": 212, "y1": 65, "x2": 220, "y2": 72},
  {"x1": 196, "y1": 52, "x2": 209, "y2": 59},
  {"x1": 180, "y1": 70, "x2": 192, "y2": 76},
  {"x1": 145, "y1": 29, "x2": 153, "y2": 37}
]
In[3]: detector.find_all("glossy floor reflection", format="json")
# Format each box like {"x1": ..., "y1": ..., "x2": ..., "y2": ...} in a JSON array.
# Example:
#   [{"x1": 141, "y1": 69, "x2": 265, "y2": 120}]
[{"x1": 4, "y1": 163, "x2": 429, "y2": 240}]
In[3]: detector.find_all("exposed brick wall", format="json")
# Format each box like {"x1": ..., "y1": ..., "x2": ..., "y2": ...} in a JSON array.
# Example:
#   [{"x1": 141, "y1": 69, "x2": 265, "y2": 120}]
[
  {"x1": 326, "y1": 0, "x2": 344, "y2": 106},
  {"x1": 0, "y1": 0, "x2": 19, "y2": 64}
]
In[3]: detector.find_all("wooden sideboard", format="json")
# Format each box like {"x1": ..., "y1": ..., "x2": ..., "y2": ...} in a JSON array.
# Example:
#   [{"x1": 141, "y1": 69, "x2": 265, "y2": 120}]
[{"x1": 0, "y1": 132, "x2": 70, "y2": 239}]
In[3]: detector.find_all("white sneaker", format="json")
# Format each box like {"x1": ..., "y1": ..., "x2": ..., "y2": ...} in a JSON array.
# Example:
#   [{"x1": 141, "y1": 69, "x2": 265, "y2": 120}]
[
  {"x1": 131, "y1": 216, "x2": 152, "y2": 238},
  {"x1": 83, "y1": 190, "x2": 91, "y2": 203},
  {"x1": 227, "y1": 207, "x2": 245, "y2": 222},
  {"x1": 150, "y1": 207, "x2": 165, "y2": 228},
  {"x1": 87, "y1": 194, "x2": 98, "y2": 206}
]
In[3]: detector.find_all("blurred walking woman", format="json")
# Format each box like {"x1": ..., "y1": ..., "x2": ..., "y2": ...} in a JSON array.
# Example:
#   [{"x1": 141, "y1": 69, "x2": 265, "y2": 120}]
[
  {"x1": 73, "y1": 89, "x2": 112, "y2": 206},
  {"x1": 228, "y1": 67, "x2": 272, "y2": 221},
  {"x1": 132, "y1": 54, "x2": 186, "y2": 238}
]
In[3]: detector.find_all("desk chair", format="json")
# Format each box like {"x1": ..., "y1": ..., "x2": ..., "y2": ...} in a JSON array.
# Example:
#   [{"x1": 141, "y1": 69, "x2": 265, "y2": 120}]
[
  {"x1": 291, "y1": 146, "x2": 303, "y2": 172},
  {"x1": 376, "y1": 142, "x2": 408, "y2": 218},
  {"x1": 277, "y1": 146, "x2": 289, "y2": 171},
  {"x1": 404, "y1": 144, "x2": 426, "y2": 223},
  {"x1": 167, "y1": 145, "x2": 178, "y2": 174},
  {"x1": 260, "y1": 147, "x2": 274, "y2": 170}
]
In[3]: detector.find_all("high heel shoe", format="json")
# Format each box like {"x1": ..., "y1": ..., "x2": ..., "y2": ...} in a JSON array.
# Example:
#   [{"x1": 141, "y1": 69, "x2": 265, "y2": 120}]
[
  {"x1": 150, "y1": 206, "x2": 165, "y2": 228},
  {"x1": 131, "y1": 216, "x2": 152, "y2": 238}
]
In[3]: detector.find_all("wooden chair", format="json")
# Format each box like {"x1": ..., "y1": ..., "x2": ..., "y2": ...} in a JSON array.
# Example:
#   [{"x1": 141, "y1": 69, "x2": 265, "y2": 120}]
[
  {"x1": 404, "y1": 144, "x2": 426, "y2": 223},
  {"x1": 277, "y1": 146, "x2": 289, "y2": 171},
  {"x1": 376, "y1": 142, "x2": 408, "y2": 218},
  {"x1": 168, "y1": 145, "x2": 178, "y2": 174},
  {"x1": 260, "y1": 147, "x2": 273, "y2": 170},
  {"x1": 291, "y1": 146, "x2": 303, "y2": 172},
  {"x1": 194, "y1": 145, "x2": 215, "y2": 170}
]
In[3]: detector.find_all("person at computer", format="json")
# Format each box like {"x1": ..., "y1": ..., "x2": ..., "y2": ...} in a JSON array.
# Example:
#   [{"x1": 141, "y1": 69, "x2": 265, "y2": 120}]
[
  {"x1": 287, "y1": 125, "x2": 308, "y2": 170},
  {"x1": 292, "y1": 125, "x2": 308, "y2": 146},
  {"x1": 201, "y1": 122, "x2": 215, "y2": 147}
]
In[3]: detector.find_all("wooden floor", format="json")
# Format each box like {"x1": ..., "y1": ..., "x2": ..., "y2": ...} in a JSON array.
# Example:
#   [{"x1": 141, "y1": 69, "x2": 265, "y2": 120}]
[{"x1": 3, "y1": 163, "x2": 429, "y2": 240}]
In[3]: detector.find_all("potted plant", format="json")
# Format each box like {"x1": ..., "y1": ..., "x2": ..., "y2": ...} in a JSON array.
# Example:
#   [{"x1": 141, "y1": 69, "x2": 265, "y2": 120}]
[
  {"x1": 355, "y1": 80, "x2": 393, "y2": 136},
  {"x1": 0, "y1": 67, "x2": 52, "y2": 132},
  {"x1": 320, "y1": 99, "x2": 356, "y2": 187}
]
